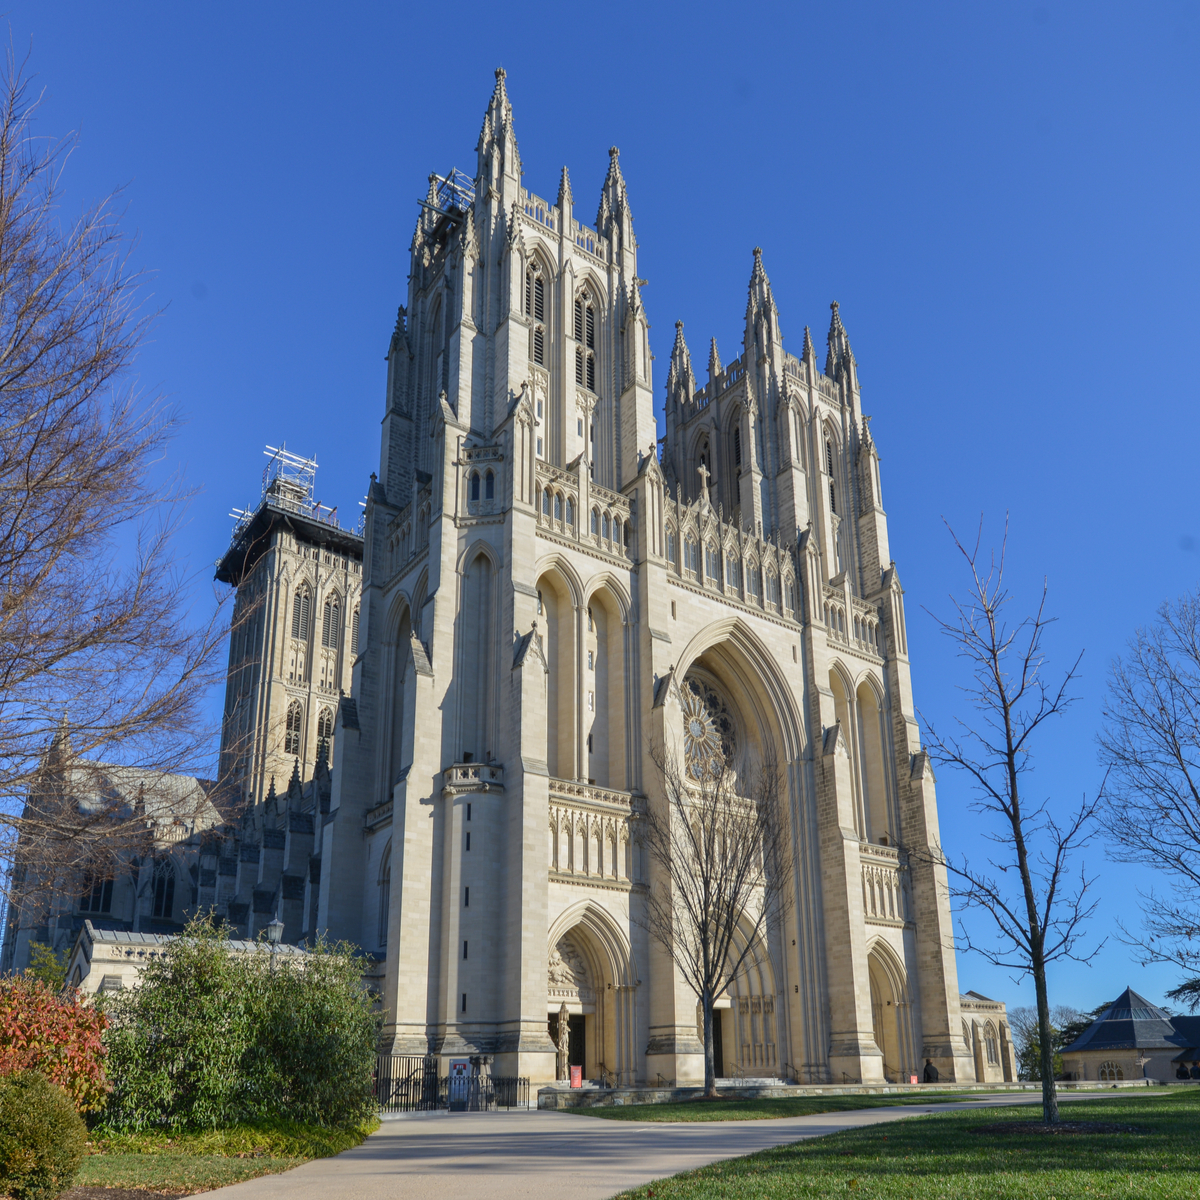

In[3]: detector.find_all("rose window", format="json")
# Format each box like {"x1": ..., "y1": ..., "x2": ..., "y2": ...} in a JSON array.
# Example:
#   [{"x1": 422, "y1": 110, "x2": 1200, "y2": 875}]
[{"x1": 681, "y1": 678, "x2": 736, "y2": 780}]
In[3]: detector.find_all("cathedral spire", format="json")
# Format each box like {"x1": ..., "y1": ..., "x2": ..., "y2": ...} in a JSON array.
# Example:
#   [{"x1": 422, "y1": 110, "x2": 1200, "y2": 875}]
[
  {"x1": 596, "y1": 146, "x2": 634, "y2": 247},
  {"x1": 476, "y1": 67, "x2": 520, "y2": 196},
  {"x1": 708, "y1": 337, "x2": 722, "y2": 387},
  {"x1": 666, "y1": 321, "x2": 695, "y2": 412},
  {"x1": 745, "y1": 247, "x2": 782, "y2": 345},
  {"x1": 802, "y1": 325, "x2": 816, "y2": 365},
  {"x1": 825, "y1": 300, "x2": 855, "y2": 379},
  {"x1": 556, "y1": 165, "x2": 572, "y2": 215}
]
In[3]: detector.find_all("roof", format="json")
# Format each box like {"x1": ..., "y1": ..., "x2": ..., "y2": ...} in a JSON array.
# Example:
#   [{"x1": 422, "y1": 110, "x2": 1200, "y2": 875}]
[
  {"x1": 1061, "y1": 987, "x2": 1187, "y2": 1054},
  {"x1": 64, "y1": 763, "x2": 223, "y2": 839},
  {"x1": 215, "y1": 496, "x2": 363, "y2": 585},
  {"x1": 80, "y1": 920, "x2": 307, "y2": 956}
]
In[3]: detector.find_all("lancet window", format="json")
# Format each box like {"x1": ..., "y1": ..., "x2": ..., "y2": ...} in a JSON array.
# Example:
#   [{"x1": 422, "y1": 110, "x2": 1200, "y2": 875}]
[
  {"x1": 525, "y1": 266, "x2": 546, "y2": 365},
  {"x1": 574, "y1": 293, "x2": 597, "y2": 391},
  {"x1": 317, "y1": 705, "x2": 334, "y2": 760},
  {"x1": 285, "y1": 700, "x2": 303, "y2": 756},
  {"x1": 351, "y1": 606, "x2": 360, "y2": 655},
  {"x1": 151, "y1": 859, "x2": 175, "y2": 920},
  {"x1": 79, "y1": 870, "x2": 113, "y2": 914},
  {"x1": 291, "y1": 587, "x2": 311, "y2": 640},
  {"x1": 321, "y1": 596, "x2": 341, "y2": 648}
]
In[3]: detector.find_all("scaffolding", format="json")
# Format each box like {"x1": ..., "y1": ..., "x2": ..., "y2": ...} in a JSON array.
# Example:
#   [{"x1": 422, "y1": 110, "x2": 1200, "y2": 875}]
[{"x1": 228, "y1": 443, "x2": 345, "y2": 541}]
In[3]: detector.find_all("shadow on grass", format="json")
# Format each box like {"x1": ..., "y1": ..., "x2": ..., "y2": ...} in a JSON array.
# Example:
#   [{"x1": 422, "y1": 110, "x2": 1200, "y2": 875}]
[{"x1": 609, "y1": 1091, "x2": 1200, "y2": 1199}]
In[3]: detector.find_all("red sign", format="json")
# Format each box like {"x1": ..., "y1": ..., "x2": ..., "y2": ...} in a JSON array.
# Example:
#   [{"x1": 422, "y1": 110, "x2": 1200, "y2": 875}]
[{"x1": 570, "y1": 1065, "x2": 582, "y2": 1088}]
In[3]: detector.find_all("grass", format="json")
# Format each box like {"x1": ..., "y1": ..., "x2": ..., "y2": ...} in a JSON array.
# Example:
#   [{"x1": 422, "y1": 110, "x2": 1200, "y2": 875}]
[
  {"x1": 574, "y1": 1092, "x2": 999, "y2": 1121},
  {"x1": 74, "y1": 1117, "x2": 379, "y2": 1194},
  {"x1": 609, "y1": 1090, "x2": 1200, "y2": 1199}
]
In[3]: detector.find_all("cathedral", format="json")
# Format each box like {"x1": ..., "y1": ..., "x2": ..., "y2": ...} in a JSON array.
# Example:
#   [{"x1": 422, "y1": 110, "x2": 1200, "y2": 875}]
[
  {"x1": 4, "y1": 68, "x2": 991, "y2": 1089},
  {"x1": 314, "y1": 68, "x2": 974, "y2": 1087}
]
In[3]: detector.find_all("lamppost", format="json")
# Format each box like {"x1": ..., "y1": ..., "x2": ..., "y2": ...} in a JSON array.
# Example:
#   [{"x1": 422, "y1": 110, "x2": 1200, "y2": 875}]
[{"x1": 266, "y1": 914, "x2": 284, "y2": 971}]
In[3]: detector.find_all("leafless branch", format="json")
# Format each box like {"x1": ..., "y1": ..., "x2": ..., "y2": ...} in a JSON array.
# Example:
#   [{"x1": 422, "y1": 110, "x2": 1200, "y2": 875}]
[
  {"x1": 1098, "y1": 589, "x2": 1200, "y2": 1007},
  {"x1": 640, "y1": 735, "x2": 792, "y2": 1097},
  {"x1": 916, "y1": 517, "x2": 1099, "y2": 1122},
  {"x1": 0, "y1": 47, "x2": 227, "y2": 923}
]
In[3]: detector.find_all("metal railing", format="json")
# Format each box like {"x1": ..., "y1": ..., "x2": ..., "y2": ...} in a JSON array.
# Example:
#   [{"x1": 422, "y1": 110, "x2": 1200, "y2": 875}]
[{"x1": 374, "y1": 1055, "x2": 529, "y2": 1113}]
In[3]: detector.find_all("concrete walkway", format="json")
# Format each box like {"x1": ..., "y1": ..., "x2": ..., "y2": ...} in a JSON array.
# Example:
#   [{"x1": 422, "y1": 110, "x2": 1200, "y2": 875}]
[{"x1": 203, "y1": 1092, "x2": 1123, "y2": 1200}]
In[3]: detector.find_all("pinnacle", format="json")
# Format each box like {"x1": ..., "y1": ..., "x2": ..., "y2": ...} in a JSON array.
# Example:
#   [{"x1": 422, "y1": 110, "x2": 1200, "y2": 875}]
[
  {"x1": 708, "y1": 337, "x2": 722, "y2": 377},
  {"x1": 557, "y1": 165, "x2": 572, "y2": 210}
]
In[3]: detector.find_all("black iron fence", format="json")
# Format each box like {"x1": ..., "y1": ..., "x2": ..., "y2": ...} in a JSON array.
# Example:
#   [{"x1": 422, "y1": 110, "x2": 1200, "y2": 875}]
[{"x1": 374, "y1": 1055, "x2": 529, "y2": 1113}]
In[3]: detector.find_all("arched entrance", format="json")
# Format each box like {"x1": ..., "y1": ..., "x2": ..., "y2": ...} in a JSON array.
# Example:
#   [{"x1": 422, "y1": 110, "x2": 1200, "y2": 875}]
[
  {"x1": 716, "y1": 922, "x2": 780, "y2": 1078},
  {"x1": 868, "y1": 942, "x2": 916, "y2": 1083},
  {"x1": 547, "y1": 902, "x2": 638, "y2": 1085}
]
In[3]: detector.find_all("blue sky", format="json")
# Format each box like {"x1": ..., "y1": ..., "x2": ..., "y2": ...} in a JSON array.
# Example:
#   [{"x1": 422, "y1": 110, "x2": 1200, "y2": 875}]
[{"x1": 9, "y1": 2, "x2": 1198, "y2": 1014}]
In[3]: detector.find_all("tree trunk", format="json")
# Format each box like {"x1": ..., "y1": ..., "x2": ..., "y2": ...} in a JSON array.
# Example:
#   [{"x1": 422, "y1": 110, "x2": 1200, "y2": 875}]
[
  {"x1": 1033, "y1": 957, "x2": 1059, "y2": 1123},
  {"x1": 702, "y1": 989, "x2": 716, "y2": 1098}
]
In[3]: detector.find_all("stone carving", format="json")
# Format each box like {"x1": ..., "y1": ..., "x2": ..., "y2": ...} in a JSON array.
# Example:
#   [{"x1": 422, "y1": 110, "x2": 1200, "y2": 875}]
[
  {"x1": 556, "y1": 1000, "x2": 569, "y2": 1082},
  {"x1": 681, "y1": 676, "x2": 736, "y2": 781},
  {"x1": 548, "y1": 935, "x2": 592, "y2": 1002}
]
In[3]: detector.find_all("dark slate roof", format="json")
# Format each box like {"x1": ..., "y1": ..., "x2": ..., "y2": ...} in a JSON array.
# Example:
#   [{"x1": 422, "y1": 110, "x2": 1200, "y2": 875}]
[{"x1": 1061, "y1": 987, "x2": 1189, "y2": 1054}]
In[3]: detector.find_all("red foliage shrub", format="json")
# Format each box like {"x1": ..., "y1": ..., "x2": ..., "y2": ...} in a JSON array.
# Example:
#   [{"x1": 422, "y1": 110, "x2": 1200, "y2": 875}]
[{"x1": 0, "y1": 977, "x2": 109, "y2": 1112}]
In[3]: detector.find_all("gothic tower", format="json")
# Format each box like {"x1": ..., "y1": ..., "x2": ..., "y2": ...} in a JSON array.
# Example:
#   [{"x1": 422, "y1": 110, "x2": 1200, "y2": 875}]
[
  {"x1": 216, "y1": 448, "x2": 363, "y2": 809},
  {"x1": 322, "y1": 70, "x2": 973, "y2": 1086}
]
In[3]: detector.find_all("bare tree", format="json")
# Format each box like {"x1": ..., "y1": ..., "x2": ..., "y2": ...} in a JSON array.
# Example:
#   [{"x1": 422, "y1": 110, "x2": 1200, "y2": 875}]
[
  {"x1": 921, "y1": 522, "x2": 1101, "y2": 1124},
  {"x1": 641, "y1": 734, "x2": 791, "y2": 1098},
  {"x1": 1098, "y1": 589, "x2": 1200, "y2": 1011},
  {"x1": 0, "y1": 49, "x2": 226, "y2": 927}
]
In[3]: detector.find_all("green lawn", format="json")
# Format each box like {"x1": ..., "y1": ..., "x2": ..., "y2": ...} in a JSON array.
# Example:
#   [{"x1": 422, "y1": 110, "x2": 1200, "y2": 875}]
[
  {"x1": 608, "y1": 1090, "x2": 1200, "y2": 1199},
  {"x1": 575, "y1": 1092, "x2": 1000, "y2": 1121},
  {"x1": 74, "y1": 1119, "x2": 377, "y2": 1195}
]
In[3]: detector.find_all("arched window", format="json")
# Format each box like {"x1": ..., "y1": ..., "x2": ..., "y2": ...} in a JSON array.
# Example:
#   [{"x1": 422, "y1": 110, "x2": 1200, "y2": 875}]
[
  {"x1": 684, "y1": 537, "x2": 698, "y2": 574},
  {"x1": 766, "y1": 572, "x2": 780, "y2": 607},
  {"x1": 733, "y1": 426, "x2": 742, "y2": 468},
  {"x1": 542, "y1": 489, "x2": 551, "y2": 516},
  {"x1": 705, "y1": 542, "x2": 719, "y2": 581},
  {"x1": 565, "y1": 498, "x2": 574, "y2": 525},
  {"x1": 525, "y1": 267, "x2": 546, "y2": 364},
  {"x1": 291, "y1": 587, "x2": 311, "y2": 640},
  {"x1": 485, "y1": 470, "x2": 494, "y2": 500},
  {"x1": 726, "y1": 555, "x2": 741, "y2": 590},
  {"x1": 666, "y1": 529, "x2": 677, "y2": 563},
  {"x1": 378, "y1": 844, "x2": 391, "y2": 949},
  {"x1": 151, "y1": 859, "x2": 175, "y2": 920},
  {"x1": 602, "y1": 513, "x2": 611, "y2": 541},
  {"x1": 554, "y1": 493, "x2": 562, "y2": 521},
  {"x1": 321, "y1": 596, "x2": 340, "y2": 648},
  {"x1": 747, "y1": 564, "x2": 761, "y2": 601},
  {"x1": 784, "y1": 577, "x2": 796, "y2": 614},
  {"x1": 984, "y1": 1023, "x2": 999, "y2": 1065},
  {"x1": 826, "y1": 440, "x2": 837, "y2": 514},
  {"x1": 1098, "y1": 1061, "x2": 1124, "y2": 1082},
  {"x1": 351, "y1": 606, "x2": 360, "y2": 654},
  {"x1": 79, "y1": 869, "x2": 113, "y2": 914},
  {"x1": 470, "y1": 471, "x2": 480, "y2": 501},
  {"x1": 317, "y1": 705, "x2": 334, "y2": 761},
  {"x1": 574, "y1": 293, "x2": 597, "y2": 390},
  {"x1": 591, "y1": 508, "x2": 600, "y2": 536},
  {"x1": 285, "y1": 700, "x2": 303, "y2": 756}
]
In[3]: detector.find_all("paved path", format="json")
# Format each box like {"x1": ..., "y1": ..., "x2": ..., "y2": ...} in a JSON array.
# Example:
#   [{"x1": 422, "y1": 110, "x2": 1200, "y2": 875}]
[{"x1": 204, "y1": 1092, "x2": 1127, "y2": 1200}]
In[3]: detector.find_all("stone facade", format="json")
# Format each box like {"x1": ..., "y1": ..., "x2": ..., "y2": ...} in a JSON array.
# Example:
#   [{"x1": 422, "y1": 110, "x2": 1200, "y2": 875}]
[
  {"x1": 958, "y1": 991, "x2": 1016, "y2": 1083},
  {"x1": 215, "y1": 450, "x2": 364, "y2": 808},
  {"x1": 3, "y1": 71, "x2": 986, "y2": 1091},
  {"x1": 314, "y1": 69, "x2": 974, "y2": 1087}
]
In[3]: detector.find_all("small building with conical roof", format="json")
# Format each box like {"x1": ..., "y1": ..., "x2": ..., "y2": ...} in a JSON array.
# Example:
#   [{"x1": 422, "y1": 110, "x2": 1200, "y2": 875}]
[{"x1": 1061, "y1": 986, "x2": 1200, "y2": 1082}]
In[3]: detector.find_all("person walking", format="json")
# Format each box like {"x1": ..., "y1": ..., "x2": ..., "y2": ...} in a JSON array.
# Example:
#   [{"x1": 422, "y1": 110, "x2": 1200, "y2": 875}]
[{"x1": 923, "y1": 1059, "x2": 940, "y2": 1083}]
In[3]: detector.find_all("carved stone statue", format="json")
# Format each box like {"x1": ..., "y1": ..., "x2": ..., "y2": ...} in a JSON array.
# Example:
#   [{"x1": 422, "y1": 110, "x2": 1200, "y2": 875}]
[{"x1": 556, "y1": 1001, "x2": 570, "y2": 1082}]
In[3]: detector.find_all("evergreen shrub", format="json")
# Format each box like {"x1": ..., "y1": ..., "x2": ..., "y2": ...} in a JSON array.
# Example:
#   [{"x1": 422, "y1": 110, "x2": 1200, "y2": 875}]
[
  {"x1": 102, "y1": 918, "x2": 378, "y2": 1131},
  {"x1": 0, "y1": 976, "x2": 109, "y2": 1112},
  {"x1": 0, "y1": 1071, "x2": 88, "y2": 1200}
]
